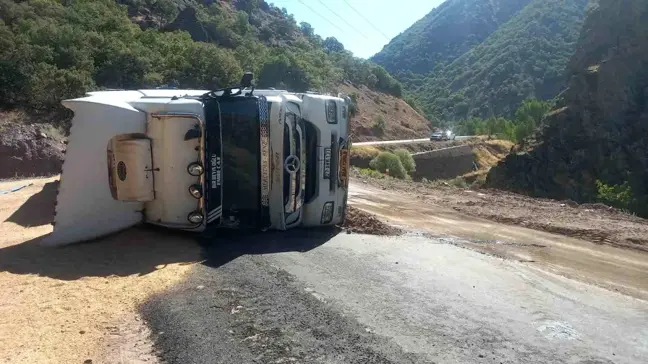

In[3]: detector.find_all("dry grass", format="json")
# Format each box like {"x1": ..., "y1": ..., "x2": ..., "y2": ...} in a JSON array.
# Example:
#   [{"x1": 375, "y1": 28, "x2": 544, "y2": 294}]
[
  {"x1": 350, "y1": 145, "x2": 381, "y2": 159},
  {"x1": 0, "y1": 110, "x2": 30, "y2": 124},
  {"x1": 0, "y1": 177, "x2": 203, "y2": 363},
  {"x1": 473, "y1": 139, "x2": 514, "y2": 170},
  {"x1": 37, "y1": 123, "x2": 66, "y2": 141}
]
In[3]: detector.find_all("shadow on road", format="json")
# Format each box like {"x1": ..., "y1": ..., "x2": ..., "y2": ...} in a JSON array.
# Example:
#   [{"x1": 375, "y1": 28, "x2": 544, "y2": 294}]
[
  {"x1": 0, "y1": 178, "x2": 340, "y2": 280},
  {"x1": 0, "y1": 226, "x2": 340, "y2": 281},
  {"x1": 5, "y1": 181, "x2": 58, "y2": 227},
  {"x1": 199, "y1": 227, "x2": 342, "y2": 268},
  {"x1": 0, "y1": 227, "x2": 204, "y2": 280}
]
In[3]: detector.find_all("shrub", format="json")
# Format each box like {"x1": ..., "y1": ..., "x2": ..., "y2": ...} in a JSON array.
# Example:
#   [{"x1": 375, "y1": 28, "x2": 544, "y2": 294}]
[
  {"x1": 596, "y1": 180, "x2": 633, "y2": 210},
  {"x1": 373, "y1": 115, "x2": 386, "y2": 131},
  {"x1": 448, "y1": 177, "x2": 469, "y2": 188},
  {"x1": 358, "y1": 168, "x2": 385, "y2": 179},
  {"x1": 404, "y1": 96, "x2": 423, "y2": 114},
  {"x1": 348, "y1": 92, "x2": 359, "y2": 116},
  {"x1": 369, "y1": 152, "x2": 407, "y2": 179},
  {"x1": 350, "y1": 145, "x2": 380, "y2": 160},
  {"x1": 393, "y1": 148, "x2": 416, "y2": 174}
]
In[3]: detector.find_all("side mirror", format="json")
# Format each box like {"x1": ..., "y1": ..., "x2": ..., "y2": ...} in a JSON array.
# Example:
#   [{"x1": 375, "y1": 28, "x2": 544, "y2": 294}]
[{"x1": 240, "y1": 72, "x2": 254, "y2": 88}]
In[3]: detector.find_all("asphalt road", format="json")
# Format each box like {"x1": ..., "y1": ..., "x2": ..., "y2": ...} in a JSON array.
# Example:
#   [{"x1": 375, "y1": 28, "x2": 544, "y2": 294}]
[
  {"x1": 353, "y1": 136, "x2": 471, "y2": 146},
  {"x1": 141, "y1": 229, "x2": 648, "y2": 363}
]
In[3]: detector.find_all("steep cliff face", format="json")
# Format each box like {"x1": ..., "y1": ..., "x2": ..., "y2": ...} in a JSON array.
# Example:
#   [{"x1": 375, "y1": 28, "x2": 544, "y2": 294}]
[{"x1": 486, "y1": 0, "x2": 648, "y2": 216}]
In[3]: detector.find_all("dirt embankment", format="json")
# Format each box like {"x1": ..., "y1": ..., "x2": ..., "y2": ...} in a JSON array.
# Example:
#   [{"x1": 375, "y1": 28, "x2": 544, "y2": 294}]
[
  {"x1": 340, "y1": 83, "x2": 431, "y2": 142},
  {"x1": 352, "y1": 171, "x2": 648, "y2": 253},
  {"x1": 0, "y1": 112, "x2": 66, "y2": 179}
]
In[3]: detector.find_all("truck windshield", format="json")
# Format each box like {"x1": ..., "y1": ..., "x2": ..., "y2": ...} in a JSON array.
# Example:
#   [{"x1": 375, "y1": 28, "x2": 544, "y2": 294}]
[{"x1": 220, "y1": 98, "x2": 261, "y2": 225}]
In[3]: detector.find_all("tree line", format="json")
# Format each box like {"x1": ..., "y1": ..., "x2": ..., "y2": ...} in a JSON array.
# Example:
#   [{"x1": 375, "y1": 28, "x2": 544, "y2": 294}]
[
  {"x1": 452, "y1": 99, "x2": 552, "y2": 142},
  {"x1": 0, "y1": 0, "x2": 403, "y2": 115}
]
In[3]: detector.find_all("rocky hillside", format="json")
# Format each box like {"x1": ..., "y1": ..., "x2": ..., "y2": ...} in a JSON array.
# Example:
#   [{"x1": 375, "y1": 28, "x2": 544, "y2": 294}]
[
  {"x1": 0, "y1": 112, "x2": 65, "y2": 179},
  {"x1": 372, "y1": 0, "x2": 589, "y2": 121},
  {"x1": 341, "y1": 84, "x2": 431, "y2": 142},
  {"x1": 486, "y1": 0, "x2": 648, "y2": 217}
]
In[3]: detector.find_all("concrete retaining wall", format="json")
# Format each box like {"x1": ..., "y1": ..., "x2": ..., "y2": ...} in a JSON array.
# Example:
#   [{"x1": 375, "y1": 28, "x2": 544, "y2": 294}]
[
  {"x1": 350, "y1": 144, "x2": 475, "y2": 181},
  {"x1": 412, "y1": 145, "x2": 474, "y2": 181}
]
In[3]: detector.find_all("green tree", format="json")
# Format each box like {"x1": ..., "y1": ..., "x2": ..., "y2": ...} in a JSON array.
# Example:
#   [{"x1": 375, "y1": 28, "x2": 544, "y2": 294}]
[
  {"x1": 369, "y1": 152, "x2": 407, "y2": 179},
  {"x1": 394, "y1": 148, "x2": 416, "y2": 174},
  {"x1": 323, "y1": 37, "x2": 344, "y2": 53}
]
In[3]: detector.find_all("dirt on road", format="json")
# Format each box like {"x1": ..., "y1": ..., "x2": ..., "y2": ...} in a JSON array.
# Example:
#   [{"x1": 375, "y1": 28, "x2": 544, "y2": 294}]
[
  {"x1": 352, "y1": 171, "x2": 648, "y2": 253},
  {"x1": 0, "y1": 177, "x2": 203, "y2": 364},
  {"x1": 349, "y1": 180, "x2": 648, "y2": 301},
  {"x1": 341, "y1": 206, "x2": 403, "y2": 236}
]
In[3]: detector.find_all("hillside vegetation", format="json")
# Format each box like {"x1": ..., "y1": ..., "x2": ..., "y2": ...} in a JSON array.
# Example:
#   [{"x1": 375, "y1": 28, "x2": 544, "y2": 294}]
[
  {"x1": 486, "y1": 0, "x2": 648, "y2": 217},
  {"x1": 0, "y1": 0, "x2": 403, "y2": 115},
  {"x1": 373, "y1": 0, "x2": 589, "y2": 122},
  {"x1": 372, "y1": 0, "x2": 532, "y2": 78}
]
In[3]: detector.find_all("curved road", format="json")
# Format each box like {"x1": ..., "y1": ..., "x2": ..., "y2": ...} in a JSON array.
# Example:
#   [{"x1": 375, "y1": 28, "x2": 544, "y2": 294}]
[
  {"x1": 353, "y1": 136, "x2": 472, "y2": 147},
  {"x1": 139, "y1": 185, "x2": 648, "y2": 364}
]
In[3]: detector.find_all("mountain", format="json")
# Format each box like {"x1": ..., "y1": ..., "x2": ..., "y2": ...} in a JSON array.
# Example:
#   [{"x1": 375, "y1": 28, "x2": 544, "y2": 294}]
[
  {"x1": 0, "y1": 0, "x2": 403, "y2": 111},
  {"x1": 372, "y1": 0, "x2": 589, "y2": 121},
  {"x1": 0, "y1": 0, "x2": 430, "y2": 174},
  {"x1": 486, "y1": 0, "x2": 648, "y2": 217},
  {"x1": 372, "y1": 0, "x2": 532, "y2": 78}
]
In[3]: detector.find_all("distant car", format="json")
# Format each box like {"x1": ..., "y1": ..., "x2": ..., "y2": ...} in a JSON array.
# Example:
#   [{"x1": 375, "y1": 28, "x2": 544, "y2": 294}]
[{"x1": 430, "y1": 130, "x2": 456, "y2": 141}]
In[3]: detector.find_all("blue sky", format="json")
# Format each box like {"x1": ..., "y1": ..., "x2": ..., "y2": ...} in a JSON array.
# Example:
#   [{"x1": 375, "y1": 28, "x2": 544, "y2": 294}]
[{"x1": 269, "y1": 0, "x2": 445, "y2": 59}]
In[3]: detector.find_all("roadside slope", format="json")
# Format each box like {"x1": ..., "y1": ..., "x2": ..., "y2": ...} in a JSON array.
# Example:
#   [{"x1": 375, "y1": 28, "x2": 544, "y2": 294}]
[{"x1": 342, "y1": 83, "x2": 432, "y2": 142}]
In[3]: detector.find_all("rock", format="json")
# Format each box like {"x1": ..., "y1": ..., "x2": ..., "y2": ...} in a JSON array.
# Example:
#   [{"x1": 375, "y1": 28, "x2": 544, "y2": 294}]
[
  {"x1": 485, "y1": 0, "x2": 648, "y2": 218},
  {"x1": 0, "y1": 122, "x2": 64, "y2": 178}
]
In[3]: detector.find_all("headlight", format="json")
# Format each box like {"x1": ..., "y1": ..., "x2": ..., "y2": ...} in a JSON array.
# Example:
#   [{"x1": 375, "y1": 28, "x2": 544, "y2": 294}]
[
  {"x1": 321, "y1": 201, "x2": 335, "y2": 224},
  {"x1": 326, "y1": 100, "x2": 337, "y2": 124},
  {"x1": 188, "y1": 184, "x2": 203, "y2": 199},
  {"x1": 187, "y1": 211, "x2": 204, "y2": 224},
  {"x1": 187, "y1": 162, "x2": 204, "y2": 176}
]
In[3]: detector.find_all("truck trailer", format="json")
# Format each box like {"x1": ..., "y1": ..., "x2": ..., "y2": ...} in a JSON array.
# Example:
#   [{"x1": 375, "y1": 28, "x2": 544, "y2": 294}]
[{"x1": 44, "y1": 76, "x2": 351, "y2": 246}]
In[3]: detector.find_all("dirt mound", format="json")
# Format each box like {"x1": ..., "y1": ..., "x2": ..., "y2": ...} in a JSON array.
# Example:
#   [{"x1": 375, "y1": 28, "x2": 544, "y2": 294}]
[
  {"x1": 341, "y1": 206, "x2": 402, "y2": 236},
  {"x1": 0, "y1": 115, "x2": 65, "y2": 179},
  {"x1": 340, "y1": 84, "x2": 431, "y2": 142}
]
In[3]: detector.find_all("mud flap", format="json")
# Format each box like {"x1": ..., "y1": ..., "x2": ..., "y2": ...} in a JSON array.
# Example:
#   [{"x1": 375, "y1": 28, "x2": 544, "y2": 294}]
[{"x1": 43, "y1": 97, "x2": 147, "y2": 246}]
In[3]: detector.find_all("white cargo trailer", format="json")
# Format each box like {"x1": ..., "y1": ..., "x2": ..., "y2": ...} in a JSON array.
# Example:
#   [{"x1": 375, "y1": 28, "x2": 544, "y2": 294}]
[{"x1": 45, "y1": 76, "x2": 351, "y2": 246}]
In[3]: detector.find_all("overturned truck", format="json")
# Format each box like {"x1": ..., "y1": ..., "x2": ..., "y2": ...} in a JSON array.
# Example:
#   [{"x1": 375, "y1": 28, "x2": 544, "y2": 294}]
[{"x1": 45, "y1": 75, "x2": 351, "y2": 246}]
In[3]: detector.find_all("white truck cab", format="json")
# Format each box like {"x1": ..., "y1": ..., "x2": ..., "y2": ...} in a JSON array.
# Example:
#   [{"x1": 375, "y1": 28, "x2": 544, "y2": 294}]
[{"x1": 45, "y1": 76, "x2": 350, "y2": 246}]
